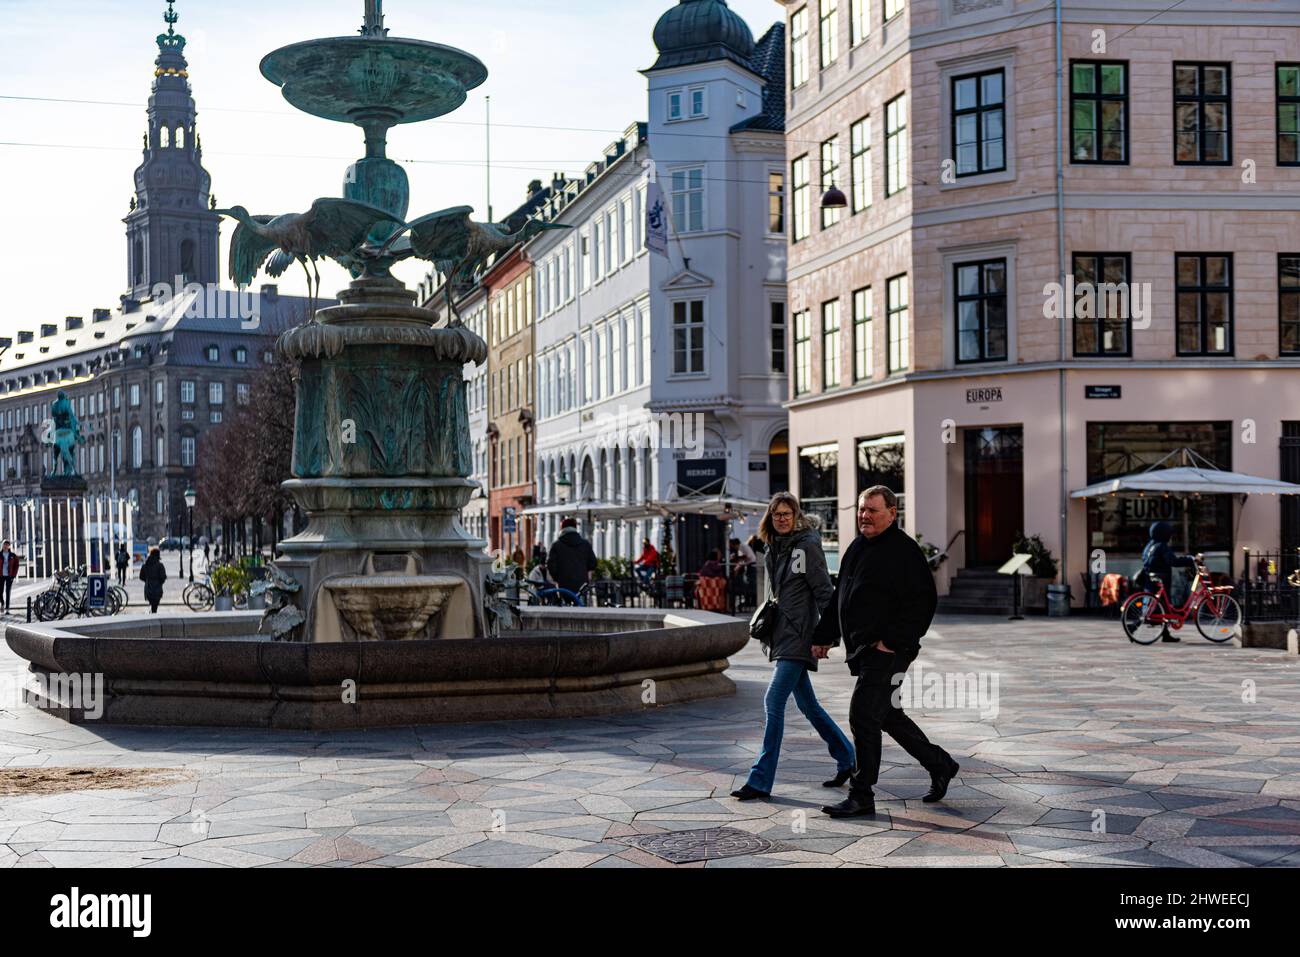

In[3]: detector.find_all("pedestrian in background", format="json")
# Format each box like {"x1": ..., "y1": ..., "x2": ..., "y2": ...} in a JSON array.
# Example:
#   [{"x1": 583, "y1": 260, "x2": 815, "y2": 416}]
[
  {"x1": 115, "y1": 544, "x2": 130, "y2": 587},
  {"x1": 0, "y1": 540, "x2": 19, "y2": 613},
  {"x1": 140, "y1": 547, "x2": 167, "y2": 614}
]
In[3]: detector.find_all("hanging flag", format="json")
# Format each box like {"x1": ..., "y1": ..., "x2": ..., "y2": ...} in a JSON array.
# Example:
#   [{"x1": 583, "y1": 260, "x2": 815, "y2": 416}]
[{"x1": 645, "y1": 179, "x2": 668, "y2": 258}]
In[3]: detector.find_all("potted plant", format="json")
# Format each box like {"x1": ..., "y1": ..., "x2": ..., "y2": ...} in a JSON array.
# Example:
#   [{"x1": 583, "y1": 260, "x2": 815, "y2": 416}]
[
  {"x1": 1011, "y1": 532, "x2": 1059, "y2": 611},
  {"x1": 915, "y1": 533, "x2": 946, "y2": 571},
  {"x1": 211, "y1": 563, "x2": 250, "y2": 611}
]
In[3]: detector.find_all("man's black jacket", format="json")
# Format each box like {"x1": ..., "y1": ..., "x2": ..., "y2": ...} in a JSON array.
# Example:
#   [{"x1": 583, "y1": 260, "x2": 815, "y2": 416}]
[{"x1": 812, "y1": 523, "x2": 937, "y2": 674}]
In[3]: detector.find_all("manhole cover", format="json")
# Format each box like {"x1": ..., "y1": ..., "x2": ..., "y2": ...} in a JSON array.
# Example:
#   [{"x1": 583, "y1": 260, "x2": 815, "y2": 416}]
[{"x1": 619, "y1": 827, "x2": 775, "y2": 863}]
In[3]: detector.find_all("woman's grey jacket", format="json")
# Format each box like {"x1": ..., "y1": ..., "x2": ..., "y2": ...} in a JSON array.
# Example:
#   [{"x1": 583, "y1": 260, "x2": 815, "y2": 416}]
[{"x1": 761, "y1": 526, "x2": 835, "y2": 671}]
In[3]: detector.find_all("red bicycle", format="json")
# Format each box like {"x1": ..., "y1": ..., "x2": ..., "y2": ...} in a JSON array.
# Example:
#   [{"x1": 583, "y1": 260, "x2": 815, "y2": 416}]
[{"x1": 1120, "y1": 554, "x2": 1243, "y2": 644}]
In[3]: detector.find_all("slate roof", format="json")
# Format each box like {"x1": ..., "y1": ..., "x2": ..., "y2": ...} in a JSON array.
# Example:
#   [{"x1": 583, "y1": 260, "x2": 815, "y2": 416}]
[{"x1": 731, "y1": 23, "x2": 786, "y2": 134}]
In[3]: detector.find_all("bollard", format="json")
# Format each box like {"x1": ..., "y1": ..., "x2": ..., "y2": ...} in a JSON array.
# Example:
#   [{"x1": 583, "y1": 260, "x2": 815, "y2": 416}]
[{"x1": 26, "y1": 594, "x2": 32, "y2": 623}]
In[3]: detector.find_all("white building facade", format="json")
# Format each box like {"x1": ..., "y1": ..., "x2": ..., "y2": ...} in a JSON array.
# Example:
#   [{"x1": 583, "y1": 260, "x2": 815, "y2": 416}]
[{"x1": 528, "y1": 1, "x2": 789, "y2": 572}]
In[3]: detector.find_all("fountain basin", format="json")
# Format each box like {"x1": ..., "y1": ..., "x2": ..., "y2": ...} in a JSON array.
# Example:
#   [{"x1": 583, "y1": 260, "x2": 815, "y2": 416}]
[{"x1": 5, "y1": 609, "x2": 749, "y2": 729}]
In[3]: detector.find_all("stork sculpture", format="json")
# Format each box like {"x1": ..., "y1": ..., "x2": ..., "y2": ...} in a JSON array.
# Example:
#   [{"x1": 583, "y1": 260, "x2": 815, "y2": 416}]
[
  {"x1": 375, "y1": 209, "x2": 570, "y2": 323},
  {"x1": 215, "y1": 197, "x2": 400, "y2": 310}
]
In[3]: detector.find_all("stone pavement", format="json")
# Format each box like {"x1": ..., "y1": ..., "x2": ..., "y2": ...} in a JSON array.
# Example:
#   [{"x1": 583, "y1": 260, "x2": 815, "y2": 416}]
[{"x1": 1, "y1": 614, "x2": 1299, "y2": 868}]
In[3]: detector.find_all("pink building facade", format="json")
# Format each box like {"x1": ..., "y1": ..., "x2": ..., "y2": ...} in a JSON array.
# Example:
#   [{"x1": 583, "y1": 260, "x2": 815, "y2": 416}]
[{"x1": 779, "y1": 0, "x2": 1300, "y2": 603}]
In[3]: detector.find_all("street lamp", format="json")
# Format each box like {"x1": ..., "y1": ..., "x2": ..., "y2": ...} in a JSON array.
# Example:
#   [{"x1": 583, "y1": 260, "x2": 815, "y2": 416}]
[
  {"x1": 184, "y1": 487, "x2": 196, "y2": 582},
  {"x1": 820, "y1": 185, "x2": 848, "y2": 210}
]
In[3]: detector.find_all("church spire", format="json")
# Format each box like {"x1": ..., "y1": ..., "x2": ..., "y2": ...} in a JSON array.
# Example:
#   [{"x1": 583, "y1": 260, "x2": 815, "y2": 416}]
[{"x1": 124, "y1": 1, "x2": 218, "y2": 302}]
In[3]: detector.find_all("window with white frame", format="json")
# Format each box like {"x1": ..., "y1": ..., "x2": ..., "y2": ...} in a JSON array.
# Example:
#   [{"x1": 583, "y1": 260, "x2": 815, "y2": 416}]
[
  {"x1": 181, "y1": 436, "x2": 195, "y2": 467},
  {"x1": 180, "y1": 380, "x2": 195, "y2": 404},
  {"x1": 791, "y1": 7, "x2": 809, "y2": 89},
  {"x1": 156, "y1": 487, "x2": 165, "y2": 516},
  {"x1": 668, "y1": 90, "x2": 683, "y2": 121},
  {"x1": 771, "y1": 302, "x2": 787, "y2": 374},
  {"x1": 209, "y1": 382, "x2": 223, "y2": 405},
  {"x1": 884, "y1": 0, "x2": 904, "y2": 21},
  {"x1": 237, "y1": 383, "x2": 250, "y2": 405},
  {"x1": 155, "y1": 434, "x2": 165, "y2": 467},
  {"x1": 604, "y1": 209, "x2": 616, "y2": 274},
  {"x1": 769, "y1": 170, "x2": 785, "y2": 233},
  {"x1": 611, "y1": 318, "x2": 624, "y2": 394},
  {"x1": 205, "y1": 345, "x2": 219, "y2": 362},
  {"x1": 620, "y1": 198, "x2": 632, "y2": 262},
  {"x1": 635, "y1": 185, "x2": 646, "y2": 250},
  {"x1": 131, "y1": 426, "x2": 142, "y2": 469},
  {"x1": 592, "y1": 220, "x2": 603, "y2": 280},
  {"x1": 670, "y1": 167, "x2": 704, "y2": 233},
  {"x1": 129, "y1": 383, "x2": 141, "y2": 407},
  {"x1": 234, "y1": 346, "x2": 247, "y2": 363},
  {"x1": 154, "y1": 380, "x2": 164, "y2": 404},
  {"x1": 672, "y1": 300, "x2": 705, "y2": 375},
  {"x1": 689, "y1": 86, "x2": 706, "y2": 117},
  {"x1": 580, "y1": 232, "x2": 590, "y2": 289}
]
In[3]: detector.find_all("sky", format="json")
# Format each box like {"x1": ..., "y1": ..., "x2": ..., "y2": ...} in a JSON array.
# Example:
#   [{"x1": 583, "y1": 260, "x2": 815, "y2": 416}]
[{"x1": 0, "y1": 0, "x2": 783, "y2": 333}]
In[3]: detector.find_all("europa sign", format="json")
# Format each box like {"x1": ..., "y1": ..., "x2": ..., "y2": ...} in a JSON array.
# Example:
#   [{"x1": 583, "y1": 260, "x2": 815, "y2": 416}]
[{"x1": 965, "y1": 387, "x2": 1003, "y2": 404}]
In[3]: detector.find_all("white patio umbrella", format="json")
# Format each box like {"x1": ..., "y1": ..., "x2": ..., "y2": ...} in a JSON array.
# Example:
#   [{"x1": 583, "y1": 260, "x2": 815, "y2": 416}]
[{"x1": 1071, "y1": 447, "x2": 1300, "y2": 560}]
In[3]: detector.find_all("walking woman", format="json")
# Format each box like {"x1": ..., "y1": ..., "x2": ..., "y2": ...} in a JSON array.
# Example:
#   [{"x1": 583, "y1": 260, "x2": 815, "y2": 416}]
[
  {"x1": 731, "y1": 492, "x2": 855, "y2": 801},
  {"x1": 140, "y1": 546, "x2": 167, "y2": 614}
]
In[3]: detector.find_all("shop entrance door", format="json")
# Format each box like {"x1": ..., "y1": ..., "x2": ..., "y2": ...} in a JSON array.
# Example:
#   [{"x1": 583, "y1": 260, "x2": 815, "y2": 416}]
[{"x1": 965, "y1": 427, "x2": 1025, "y2": 567}]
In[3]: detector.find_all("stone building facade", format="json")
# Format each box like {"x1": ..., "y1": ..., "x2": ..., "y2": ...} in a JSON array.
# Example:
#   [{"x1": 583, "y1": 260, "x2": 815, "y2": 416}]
[{"x1": 779, "y1": 0, "x2": 1300, "y2": 598}]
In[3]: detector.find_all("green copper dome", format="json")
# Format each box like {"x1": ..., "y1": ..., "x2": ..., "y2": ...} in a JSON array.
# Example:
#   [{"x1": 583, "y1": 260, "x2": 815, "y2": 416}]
[{"x1": 650, "y1": 0, "x2": 756, "y2": 71}]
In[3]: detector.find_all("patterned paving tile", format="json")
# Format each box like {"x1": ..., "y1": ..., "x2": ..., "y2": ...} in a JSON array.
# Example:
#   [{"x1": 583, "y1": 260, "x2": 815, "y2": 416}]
[{"x1": 3, "y1": 615, "x2": 1300, "y2": 867}]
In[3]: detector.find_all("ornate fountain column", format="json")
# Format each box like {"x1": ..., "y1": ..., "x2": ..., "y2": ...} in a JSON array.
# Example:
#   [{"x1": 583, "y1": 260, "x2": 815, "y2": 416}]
[{"x1": 255, "y1": 3, "x2": 493, "y2": 640}]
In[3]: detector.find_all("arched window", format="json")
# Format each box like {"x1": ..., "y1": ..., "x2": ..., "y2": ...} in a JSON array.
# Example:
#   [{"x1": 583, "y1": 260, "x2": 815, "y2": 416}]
[
  {"x1": 131, "y1": 426, "x2": 143, "y2": 469},
  {"x1": 133, "y1": 239, "x2": 144, "y2": 286},
  {"x1": 175, "y1": 126, "x2": 185, "y2": 149},
  {"x1": 155, "y1": 434, "x2": 165, "y2": 467},
  {"x1": 180, "y1": 239, "x2": 195, "y2": 280},
  {"x1": 160, "y1": 126, "x2": 170, "y2": 149}
]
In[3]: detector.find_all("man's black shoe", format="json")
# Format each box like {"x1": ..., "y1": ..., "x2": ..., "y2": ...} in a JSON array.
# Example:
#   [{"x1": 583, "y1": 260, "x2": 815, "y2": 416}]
[
  {"x1": 823, "y1": 769, "x2": 853, "y2": 788},
  {"x1": 730, "y1": 785, "x2": 770, "y2": 801},
  {"x1": 821, "y1": 795, "x2": 876, "y2": 817},
  {"x1": 1161, "y1": 631, "x2": 1180, "y2": 642},
  {"x1": 923, "y1": 758, "x2": 960, "y2": 803}
]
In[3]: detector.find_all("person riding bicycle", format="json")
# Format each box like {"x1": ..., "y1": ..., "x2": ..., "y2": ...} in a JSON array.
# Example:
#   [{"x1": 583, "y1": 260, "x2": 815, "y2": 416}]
[
  {"x1": 1139, "y1": 521, "x2": 1196, "y2": 643},
  {"x1": 634, "y1": 538, "x2": 659, "y2": 587}
]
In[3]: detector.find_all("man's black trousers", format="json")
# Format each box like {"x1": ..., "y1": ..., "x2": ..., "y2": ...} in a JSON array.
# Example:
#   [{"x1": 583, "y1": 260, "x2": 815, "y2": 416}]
[{"x1": 848, "y1": 647, "x2": 951, "y2": 800}]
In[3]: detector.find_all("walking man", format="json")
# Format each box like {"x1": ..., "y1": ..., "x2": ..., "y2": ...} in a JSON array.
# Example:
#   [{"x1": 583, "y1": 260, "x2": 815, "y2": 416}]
[
  {"x1": 115, "y1": 544, "x2": 129, "y2": 587},
  {"x1": 814, "y1": 486, "x2": 960, "y2": 818}
]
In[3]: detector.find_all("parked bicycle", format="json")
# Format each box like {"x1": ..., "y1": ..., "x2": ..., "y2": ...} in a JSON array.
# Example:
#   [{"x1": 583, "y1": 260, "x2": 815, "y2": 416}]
[
  {"x1": 33, "y1": 567, "x2": 123, "y2": 621},
  {"x1": 1120, "y1": 554, "x2": 1244, "y2": 644}
]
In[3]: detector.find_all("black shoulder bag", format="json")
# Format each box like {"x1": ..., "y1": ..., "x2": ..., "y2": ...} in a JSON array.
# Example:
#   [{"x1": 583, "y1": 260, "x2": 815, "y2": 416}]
[{"x1": 749, "y1": 547, "x2": 793, "y2": 643}]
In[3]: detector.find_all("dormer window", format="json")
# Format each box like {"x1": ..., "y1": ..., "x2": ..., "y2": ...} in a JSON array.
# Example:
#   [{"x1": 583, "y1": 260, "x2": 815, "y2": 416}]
[
  {"x1": 234, "y1": 346, "x2": 247, "y2": 364},
  {"x1": 206, "y1": 345, "x2": 219, "y2": 362}
]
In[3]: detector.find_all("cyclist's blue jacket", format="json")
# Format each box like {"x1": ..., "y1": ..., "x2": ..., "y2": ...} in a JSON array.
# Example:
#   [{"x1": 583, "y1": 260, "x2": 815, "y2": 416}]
[{"x1": 1141, "y1": 521, "x2": 1195, "y2": 588}]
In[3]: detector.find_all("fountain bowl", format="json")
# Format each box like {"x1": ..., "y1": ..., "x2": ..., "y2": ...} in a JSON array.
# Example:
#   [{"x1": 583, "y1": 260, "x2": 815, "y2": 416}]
[{"x1": 260, "y1": 36, "x2": 488, "y2": 127}]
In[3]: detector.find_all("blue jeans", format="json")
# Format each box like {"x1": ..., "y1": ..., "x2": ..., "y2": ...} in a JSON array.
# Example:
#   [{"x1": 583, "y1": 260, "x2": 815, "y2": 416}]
[{"x1": 747, "y1": 659, "x2": 855, "y2": 793}]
